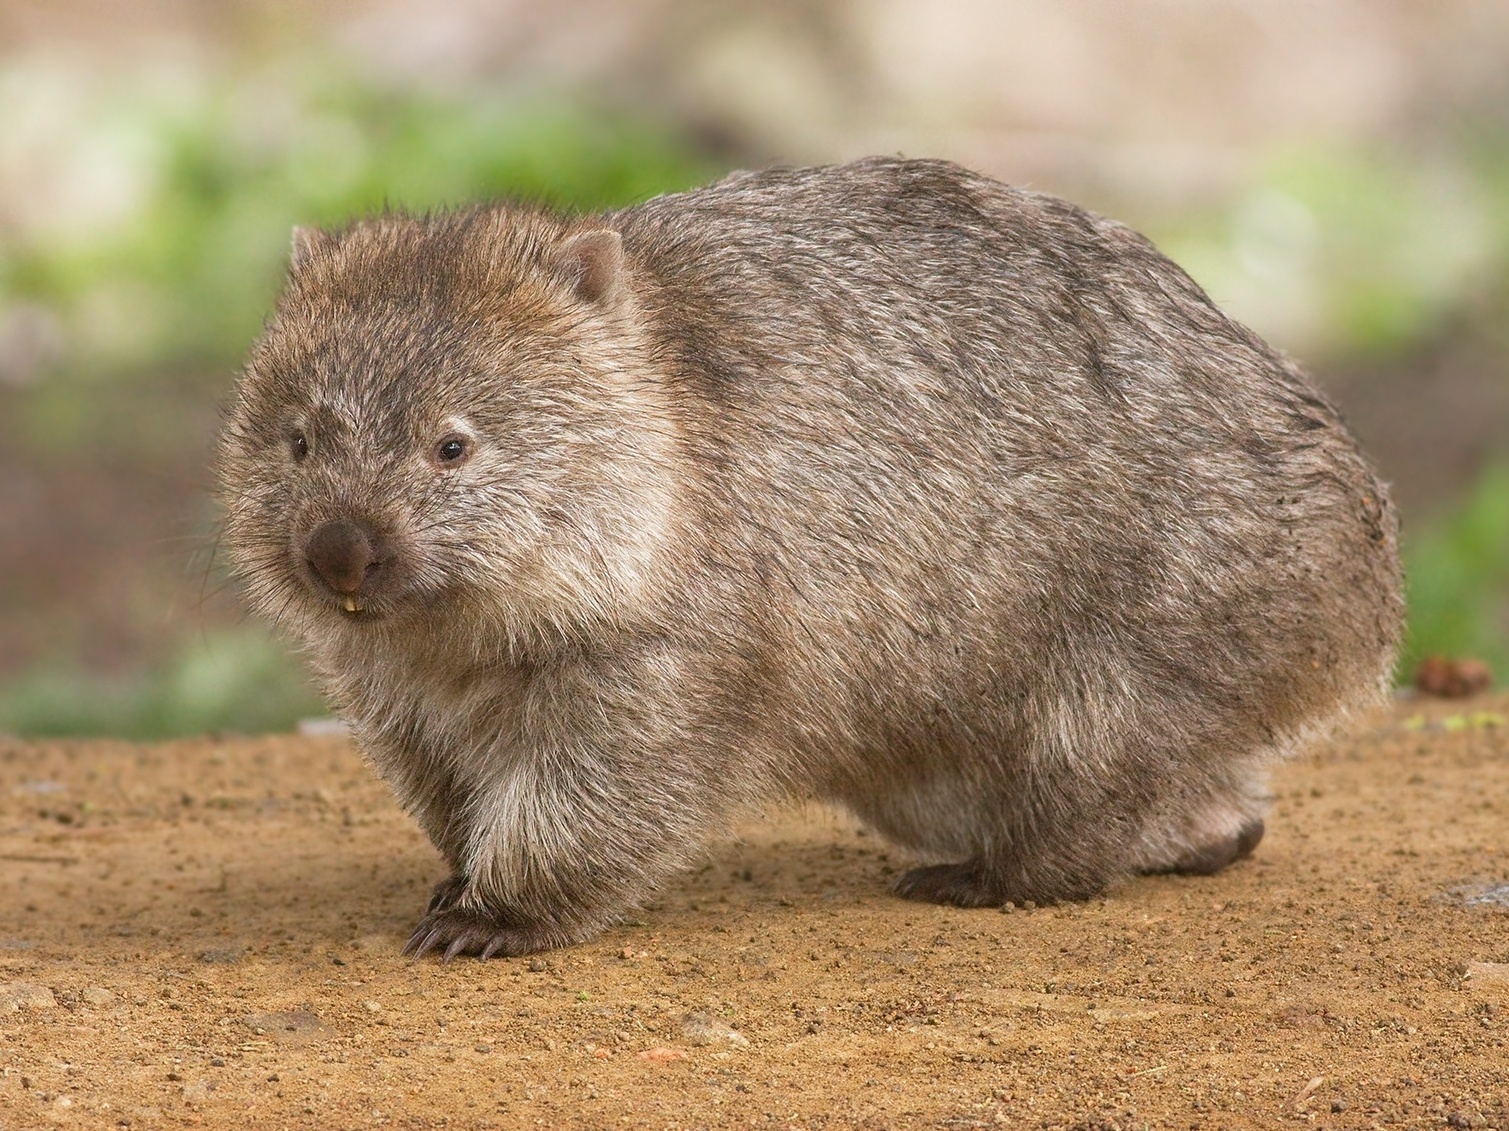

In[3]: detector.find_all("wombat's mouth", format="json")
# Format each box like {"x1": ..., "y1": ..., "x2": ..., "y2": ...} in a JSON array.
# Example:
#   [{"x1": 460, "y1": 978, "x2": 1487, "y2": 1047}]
[{"x1": 300, "y1": 519, "x2": 395, "y2": 622}]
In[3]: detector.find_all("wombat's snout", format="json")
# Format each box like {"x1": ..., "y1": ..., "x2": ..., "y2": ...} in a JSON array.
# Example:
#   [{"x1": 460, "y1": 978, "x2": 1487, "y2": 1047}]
[{"x1": 304, "y1": 519, "x2": 385, "y2": 604}]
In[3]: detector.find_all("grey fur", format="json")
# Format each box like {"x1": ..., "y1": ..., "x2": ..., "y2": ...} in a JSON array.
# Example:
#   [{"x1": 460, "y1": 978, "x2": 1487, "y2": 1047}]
[{"x1": 216, "y1": 157, "x2": 1403, "y2": 958}]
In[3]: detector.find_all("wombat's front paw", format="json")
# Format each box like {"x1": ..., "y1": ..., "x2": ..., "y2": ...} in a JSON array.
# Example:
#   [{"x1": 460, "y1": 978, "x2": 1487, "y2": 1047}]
[{"x1": 403, "y1": 906, "x2": 571, "y2": 962}]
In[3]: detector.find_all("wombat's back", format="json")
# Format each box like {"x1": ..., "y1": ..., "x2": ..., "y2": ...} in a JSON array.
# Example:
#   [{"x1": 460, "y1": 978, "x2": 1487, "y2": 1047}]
[{"x1": 615, "y1": 158, "x2": 1401, "y2": 895}]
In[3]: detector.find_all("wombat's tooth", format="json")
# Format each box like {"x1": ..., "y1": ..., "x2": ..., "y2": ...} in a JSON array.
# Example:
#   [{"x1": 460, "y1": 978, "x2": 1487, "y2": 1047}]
[{"x1": 344, "y1": 596, "x2": 361, "y2": 613}]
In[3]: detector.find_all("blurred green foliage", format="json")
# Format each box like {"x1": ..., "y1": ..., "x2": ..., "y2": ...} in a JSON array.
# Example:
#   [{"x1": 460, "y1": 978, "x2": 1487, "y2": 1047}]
[
  {"x1": 1402, "y1": 464, "x2": 1509, "y2": 682},
  {"x1": 3, "y1": 66, "x2": 715, "y2": 456},
  {"x1": 1157, "y1": 145, "x2": 1504, "y2": 361},
  {"x1": 0, "y1": 630, "x2": 326, "y2": 740}
]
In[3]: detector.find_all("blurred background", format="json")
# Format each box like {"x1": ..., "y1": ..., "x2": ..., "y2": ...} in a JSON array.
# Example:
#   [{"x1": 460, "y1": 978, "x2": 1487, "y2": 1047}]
[{"x1": 0, "y1": 0, "x2": 1505, "y2": 737}]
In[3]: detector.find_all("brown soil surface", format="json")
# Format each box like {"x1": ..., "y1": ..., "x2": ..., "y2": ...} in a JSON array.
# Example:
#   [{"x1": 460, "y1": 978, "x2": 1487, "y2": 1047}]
[{"x1": 2, "y1": 695, "x2": 1507, "y2": 1130}]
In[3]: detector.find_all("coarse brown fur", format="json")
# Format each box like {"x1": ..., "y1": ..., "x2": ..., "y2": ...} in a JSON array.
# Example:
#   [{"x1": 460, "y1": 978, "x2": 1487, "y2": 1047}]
[{"x1": 216, "y1": 158, "x2": 1404, "y2": 959}]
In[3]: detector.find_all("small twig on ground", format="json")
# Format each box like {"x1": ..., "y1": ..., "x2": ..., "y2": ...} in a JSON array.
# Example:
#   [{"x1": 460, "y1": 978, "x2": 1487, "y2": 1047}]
[{"x1": 1294, "y1": 1076, "x2": 1326, "y2": 1108}]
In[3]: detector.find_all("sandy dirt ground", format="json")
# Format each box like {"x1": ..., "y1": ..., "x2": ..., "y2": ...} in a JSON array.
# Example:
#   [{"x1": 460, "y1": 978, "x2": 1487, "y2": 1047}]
[{"x1": 1, "y1": 693, "x2": 1506, "y2": 1130}]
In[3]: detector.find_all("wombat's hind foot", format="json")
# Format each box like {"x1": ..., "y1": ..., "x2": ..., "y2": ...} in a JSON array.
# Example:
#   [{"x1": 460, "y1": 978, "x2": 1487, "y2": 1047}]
[
  {"x1": 893, "y1": 860, "x2": 1106, "y2": 908},
  {"x1": 894, "y1": 862, "x2": 997, "y2": 907},
  {"x1": 1151, "y1": 818, "x2": 1265, "y2": 877}
]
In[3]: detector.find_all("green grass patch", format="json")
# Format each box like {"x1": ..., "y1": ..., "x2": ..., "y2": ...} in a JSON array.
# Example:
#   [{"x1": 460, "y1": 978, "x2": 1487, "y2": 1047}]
[
  {"x1": 0, "y1": 628, "x2": 327, "y2": 740},
  {"x1": 1401, "y1": 464, "x2": 1509, "y2": 686}
]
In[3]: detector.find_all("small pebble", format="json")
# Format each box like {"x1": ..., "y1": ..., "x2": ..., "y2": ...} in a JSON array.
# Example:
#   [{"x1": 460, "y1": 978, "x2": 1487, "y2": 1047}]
[
  {"x1": 1465, "y1": 961, "x2": 1509, "y2": 987},
  {"x1": 0, "y1": 982, "x2": 56, "y2": 1012},
  {"x1": 639, "y1": 1047, "x2": 688, "y2": 1062},
  {"x1": 681, "y1": 1011, "x2": 750, "y2": 1047}
]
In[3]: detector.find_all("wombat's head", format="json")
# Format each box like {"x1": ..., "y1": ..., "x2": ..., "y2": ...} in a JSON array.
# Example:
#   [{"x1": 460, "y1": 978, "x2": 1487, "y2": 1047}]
[{"x1": 217, "y1": 207, "x2": 681, "y2": 658}]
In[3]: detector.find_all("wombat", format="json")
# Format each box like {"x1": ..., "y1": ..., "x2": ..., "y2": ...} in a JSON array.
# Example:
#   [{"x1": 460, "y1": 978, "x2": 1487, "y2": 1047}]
[{"x1": 217, "y1": 157, "x2": 1403, "y2": 959}]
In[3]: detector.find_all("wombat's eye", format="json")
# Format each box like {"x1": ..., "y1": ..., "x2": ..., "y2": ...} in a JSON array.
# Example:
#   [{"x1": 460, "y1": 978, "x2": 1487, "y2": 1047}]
[
  {"x1": 291, "y1": 431, "x2": 309, "y2": 462},
  {"x1": 433, "y1": 435, "x2": 471, "y2": 467}
]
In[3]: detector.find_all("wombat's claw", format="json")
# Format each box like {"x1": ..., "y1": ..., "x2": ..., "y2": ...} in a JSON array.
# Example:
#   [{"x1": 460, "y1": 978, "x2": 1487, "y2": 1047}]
[
  {"x1": 404, "y1": 910, "x2": 508, "y2": 961},
  {"x1": 403, "y1": 907, "x2": 563, "y2": 961},
  {"x1": 425, "y1": 874, "x2": 468, "y2": 914},
  {"x1": 402, "y1": 924, "x2": 448, "y2": 960}
]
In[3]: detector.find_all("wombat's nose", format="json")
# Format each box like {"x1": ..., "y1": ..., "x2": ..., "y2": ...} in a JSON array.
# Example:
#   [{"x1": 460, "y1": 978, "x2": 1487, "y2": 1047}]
[{"x1": 305, "y1": 520, "x2": 380, "y2": 595}]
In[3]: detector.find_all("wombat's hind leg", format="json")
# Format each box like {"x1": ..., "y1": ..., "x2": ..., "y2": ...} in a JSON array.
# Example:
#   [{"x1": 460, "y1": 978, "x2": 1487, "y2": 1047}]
[
  {"x1": 893, "y1": 860, "x2": 1108, "y2": 908},
  {"x1": 1147, "y1": 818, "x2": 1265, "y2": 877}
]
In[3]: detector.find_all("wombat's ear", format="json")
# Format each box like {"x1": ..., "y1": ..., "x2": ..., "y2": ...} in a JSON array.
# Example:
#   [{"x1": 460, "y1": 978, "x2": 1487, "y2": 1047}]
[
  {"x1": 290, "y1": 226, "x2": 335, "y2": 270},
  {"x1": 550, "y1": 229, "x2": 626, "y2": 307}
]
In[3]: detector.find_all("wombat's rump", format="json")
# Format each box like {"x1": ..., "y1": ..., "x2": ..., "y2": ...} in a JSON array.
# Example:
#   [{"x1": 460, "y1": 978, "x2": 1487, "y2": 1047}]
[{"x1": 217, "y1": 158, "x2": 1402, "y2": 958}]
